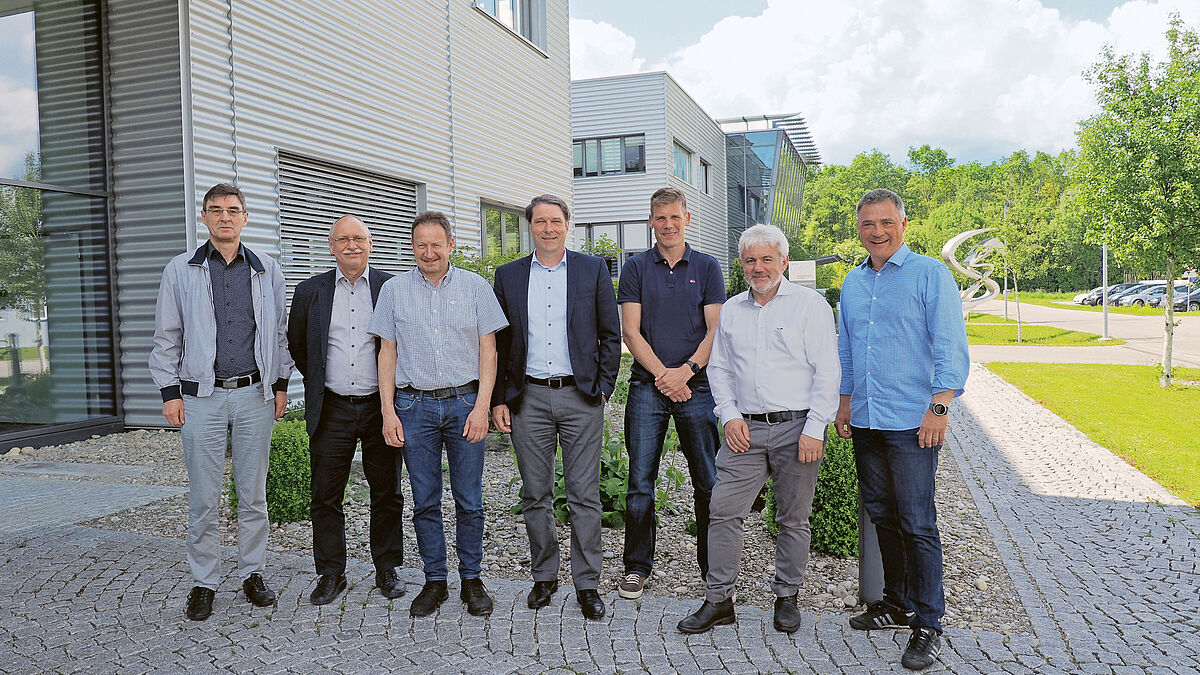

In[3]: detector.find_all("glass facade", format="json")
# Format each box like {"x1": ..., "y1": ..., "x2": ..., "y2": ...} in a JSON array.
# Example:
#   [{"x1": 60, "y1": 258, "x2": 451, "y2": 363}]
[
  {"x1": 573, "y1": 134, "x2": 646, "y2": 177},
  {"x1": 724, "y1": 129, "x2": 807, "y2": 268},
  {"x1": 0, "y1": 0, "x2": 117, "y2": 444},
  {"x1": 482, "y1": 203, "x2": 528, "y2": 257}
]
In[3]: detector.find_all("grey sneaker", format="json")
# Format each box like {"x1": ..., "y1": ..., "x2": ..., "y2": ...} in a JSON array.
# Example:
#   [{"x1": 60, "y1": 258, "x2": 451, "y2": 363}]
[{"x1": 617, "y1": 573, "x2": 646, "y2": 599}]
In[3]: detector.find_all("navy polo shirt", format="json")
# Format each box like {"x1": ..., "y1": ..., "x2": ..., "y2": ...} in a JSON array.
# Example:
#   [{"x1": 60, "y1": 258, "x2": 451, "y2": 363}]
[{"x1": 617, "y1": 244, "x2": 726, "y2": 382}]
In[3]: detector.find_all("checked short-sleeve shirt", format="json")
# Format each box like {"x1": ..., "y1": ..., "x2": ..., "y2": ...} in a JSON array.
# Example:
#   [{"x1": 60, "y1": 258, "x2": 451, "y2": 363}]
[{"x1": 368, "y1": 265, "x2": 508, "y2": 390}]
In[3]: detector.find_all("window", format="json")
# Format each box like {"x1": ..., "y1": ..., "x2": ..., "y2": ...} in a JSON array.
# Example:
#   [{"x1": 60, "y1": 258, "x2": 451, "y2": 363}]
[
  {"x1": 0, "y1": 1, "x2": 117, "y2": 440},
  {"x1": 474, "y1": 0, "x2": 543, "y2": 47},
  {"x1": 579, "y1": 221, "x2": 652, "y2": 276},
  {"x1": 278, "y1": 151, "x2": 419, "y2": 295},
  {"x1": 673, "y1": 141, "x2": 692, "y2": 183},
  {"x1": 573, "y1": 134, "x2": 646, "y2": 177},
  {"x1": 701, "y1": 159, "x2": 712, "y2": 194},
  {"x1": 482, "y1": 204, "x2": 527, "y2": 256}
]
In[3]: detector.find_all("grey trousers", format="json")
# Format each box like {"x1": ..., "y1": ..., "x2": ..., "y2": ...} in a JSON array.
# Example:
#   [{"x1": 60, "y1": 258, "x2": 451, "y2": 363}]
[
  {"x1": 180, "y1": 385, "x2": 274, "y2": 589},
  {"x1": 510, "y1": 382, "x2": 604, "y2": 589},
  {"x1": 706, "y1": 416, "x2": 823, "y2": 603}
]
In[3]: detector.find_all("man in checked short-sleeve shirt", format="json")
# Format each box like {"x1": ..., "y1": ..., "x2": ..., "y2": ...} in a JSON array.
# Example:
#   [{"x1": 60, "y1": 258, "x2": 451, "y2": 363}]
[{"x1": 368, "y1": 210, "x2": 508, "y2": 618}]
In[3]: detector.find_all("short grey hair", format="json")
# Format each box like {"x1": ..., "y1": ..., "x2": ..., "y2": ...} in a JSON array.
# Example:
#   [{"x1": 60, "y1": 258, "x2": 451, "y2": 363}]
[
  {"x1": 525, "y1": 194, "x2": 570, "y2": 222},
  {"x1": 738, "y1": 224, "x2": 789, "y2": 259},
  {"x1": 856, "y1": 188, "x2": 906, "y2": 219}
]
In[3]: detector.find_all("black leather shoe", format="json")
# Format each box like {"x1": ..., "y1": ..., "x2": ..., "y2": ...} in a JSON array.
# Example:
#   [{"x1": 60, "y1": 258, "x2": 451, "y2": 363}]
[
  {"x1": 409, "y1": 580, "x2": 448, "y2": 617},
  {"x1": 242, "y1": 573, "x2": 276, "y2": 607},
  {"x1": 309, "y1": 574, "x2": 347, "y2": 606},
  {"x1": 376, "y1": 568, "x2": 405, "y2": 599},
  {"x1": 677, "y1": 599, "x2": 735, "y2": 634},
  {"x1": 577, "y1": 588, "x2": 606, "y2": 620},
  {"x1": 773, "y1": 593, "x2": 802, "y2": 633},
  {"x1": 185, "y1": 586, "x2": 214, "y2": 621},
  {"x1": 527, "y1": 580, "x2": 558, "y2": 609},
  {"x1": 460, "y1": 577, "x2": 494, "y2": 616}
]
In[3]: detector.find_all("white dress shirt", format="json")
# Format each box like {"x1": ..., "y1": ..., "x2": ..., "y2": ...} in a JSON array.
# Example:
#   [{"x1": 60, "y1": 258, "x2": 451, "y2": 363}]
[
  {"x1": 325, "y1": 265, "x2": 378, "y2": 396},
  {"x1": 708, "y1": 280, "x2": 841, "y2": 440}
]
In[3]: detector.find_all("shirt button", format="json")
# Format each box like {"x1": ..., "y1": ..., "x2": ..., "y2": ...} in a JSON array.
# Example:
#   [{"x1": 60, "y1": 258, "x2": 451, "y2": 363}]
[
  {"x1": 867, "y1": 346, "x2": 871, "y2": 349},
  {"x1": 869, "y1": 321, "x2": 874, "y2": 325}
]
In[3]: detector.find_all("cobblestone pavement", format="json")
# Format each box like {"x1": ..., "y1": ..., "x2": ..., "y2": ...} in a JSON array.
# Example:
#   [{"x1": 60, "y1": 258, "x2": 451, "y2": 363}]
[{"x1": 3, "y1": 365, "x2": 1199, "y2": 673}]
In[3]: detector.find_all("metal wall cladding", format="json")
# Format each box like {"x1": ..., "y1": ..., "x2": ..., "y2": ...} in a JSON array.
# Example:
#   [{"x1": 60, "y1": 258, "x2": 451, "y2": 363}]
[
  {"x1": 663, "y1": 75, "x2": 728, "y2": 268},
  {"x1": 108, "y1": 0, "x2": 189, "y2": 428},
  {"x1": 571, "y1": 73, "x2": 668, "y2": 228},
  {"x1": 446, "y1": 1, "x2": 573, "y2": 250},
  {"x1": 571, "y1": 72, "x2": 729, "y2": 271}
]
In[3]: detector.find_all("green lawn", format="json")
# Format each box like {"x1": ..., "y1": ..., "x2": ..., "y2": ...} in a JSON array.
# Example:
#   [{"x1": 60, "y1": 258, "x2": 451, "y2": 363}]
[
  {"x1": 986, "y1": 363, "x2": 1200, "y2": 506},
  {"x1": 965, "y1": 313, "x2": 1123, "y2": 346}
]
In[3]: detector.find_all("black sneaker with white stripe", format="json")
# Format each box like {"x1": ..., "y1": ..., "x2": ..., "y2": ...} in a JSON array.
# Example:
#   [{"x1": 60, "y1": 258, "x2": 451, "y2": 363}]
[
  {"x1": 901, "y1": 626, "x2": 941, "y2": 670},
  {"x1": 848, "y1": 599, "x2": 915, "y2": 630}
]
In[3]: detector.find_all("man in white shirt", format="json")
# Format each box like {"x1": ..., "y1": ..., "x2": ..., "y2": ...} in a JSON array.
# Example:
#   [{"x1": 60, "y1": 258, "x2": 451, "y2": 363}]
[{"x1": 677, "y1": 224, "x2": 840, "y2": 635}]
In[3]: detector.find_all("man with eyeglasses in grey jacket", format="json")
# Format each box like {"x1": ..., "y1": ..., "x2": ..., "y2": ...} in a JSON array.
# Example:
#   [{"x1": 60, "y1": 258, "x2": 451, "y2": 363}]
[{"x1": 150, "y1": 183, "x2": 293, "y2": 621}]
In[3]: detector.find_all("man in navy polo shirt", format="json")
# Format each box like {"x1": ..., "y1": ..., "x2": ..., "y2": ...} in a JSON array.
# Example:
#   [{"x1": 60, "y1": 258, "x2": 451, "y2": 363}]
[{"x1": 617, "y1": 186, "x2": 725, "y2": 599}]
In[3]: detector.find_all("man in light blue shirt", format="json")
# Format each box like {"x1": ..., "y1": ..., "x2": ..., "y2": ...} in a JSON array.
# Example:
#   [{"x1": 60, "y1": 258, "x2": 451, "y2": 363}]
[
  {"x1": 834, "y1": 188, "x2": 969, "y2": 671},
  {"x1": 369, "y1": 211, "x2": 509, "y2": 618}
]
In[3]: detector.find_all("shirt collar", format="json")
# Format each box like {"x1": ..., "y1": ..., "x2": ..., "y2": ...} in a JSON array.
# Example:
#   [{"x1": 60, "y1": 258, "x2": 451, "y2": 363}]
[
  {"x1": 857, "y1": 243, "x2": 913, "y2": 270},
  {"x1": 741, "y1": 277, "x2": 800, "y2": 306},
  {"x1": 531, "y1": 252, "x2": 567, "y2": 272},
  {"x1": 651, "y1": 243, "x2": 692, "y2": 265},
  {"x1": 205, "y1": 241, "x2": 247, "y2": 265},
  {"x1": 335, "y1": 264, "x2": 370, "y2": 285},
  {"x1": 417, "y1": 263, "x2": 455, "y2": 288}
]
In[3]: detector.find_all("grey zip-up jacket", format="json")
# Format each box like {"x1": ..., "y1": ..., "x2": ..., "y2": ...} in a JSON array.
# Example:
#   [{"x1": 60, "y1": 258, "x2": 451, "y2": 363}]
[{"x1": 149, "y1": 242, "x2": 294, "y2": 402}]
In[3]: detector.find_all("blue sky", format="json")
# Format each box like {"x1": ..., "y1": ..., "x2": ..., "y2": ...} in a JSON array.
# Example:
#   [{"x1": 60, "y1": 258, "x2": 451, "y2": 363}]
[{"x1": 569, "y1": 0, "x2": 1199, "y2": 165}]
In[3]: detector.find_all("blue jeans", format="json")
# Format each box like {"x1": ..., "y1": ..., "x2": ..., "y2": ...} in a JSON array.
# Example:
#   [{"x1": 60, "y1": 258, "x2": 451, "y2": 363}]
[
  {"x1": 396, "y1": 390, "x2": 485, "y2": 581},
  {"x1": 852, "y1": 426, "x2": 945, "y2": 632},
  {"x1": 623, "y1": 378, "x2": 719, "y2": 580}
]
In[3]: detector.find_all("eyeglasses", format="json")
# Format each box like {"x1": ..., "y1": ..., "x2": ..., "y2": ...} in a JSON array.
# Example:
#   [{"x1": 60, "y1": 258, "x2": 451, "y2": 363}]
[
  {"x1": 332, "y1": 236, "x2": 369, "y2": 245},
  {"x1": 204, "y1": 207, "x2": 245, "y2": 216}
]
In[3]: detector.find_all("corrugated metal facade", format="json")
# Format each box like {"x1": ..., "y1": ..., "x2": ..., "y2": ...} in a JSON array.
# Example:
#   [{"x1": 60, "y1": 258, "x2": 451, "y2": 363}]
[
  {"x1": 108, "y1": 0, "x2": 189, "y2": 427},
  {"x1": 109, "y1": 0, "x2": 572, "y2": 427},
  {"x1": 570, "y1": 72, "x2": 728, "y2": 268}
]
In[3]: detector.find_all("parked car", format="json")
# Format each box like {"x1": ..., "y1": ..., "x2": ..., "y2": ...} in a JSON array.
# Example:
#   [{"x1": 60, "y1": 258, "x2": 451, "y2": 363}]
[
  {"x1": 1083, "y1": 282, "x2": 1139, "y2": 305},
  {"x1": 1107, "y1": 285, "x2": 1148, "y2": 305},
  {"x1": 1117, "y1": 282, "x2": 1167, "y2": 306},
  {"x1": 1174, "y1": 287, "x2": 1200, "y2": 312},
  {"x1": 1075, "y1": 287, "x2": 1101, "y2": 304}
]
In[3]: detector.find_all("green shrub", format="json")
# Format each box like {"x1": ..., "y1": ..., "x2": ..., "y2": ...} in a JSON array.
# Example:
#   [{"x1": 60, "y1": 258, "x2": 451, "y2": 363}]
[
  {"x1": 227, "y1": 419, "x2": 312, "y2": 524},
  {"x1": 824, "y1": 286, "x2": 840, "y2": 310},
  {"x1": 765, "y1": 428, "x2": 859, "y2": 557},
  {"x1": 611, "y1": 353, "x2": 634, "y2": 405}
]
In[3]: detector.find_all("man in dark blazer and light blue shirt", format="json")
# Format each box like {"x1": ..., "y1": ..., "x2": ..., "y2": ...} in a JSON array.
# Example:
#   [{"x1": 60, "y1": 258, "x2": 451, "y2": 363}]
[
  {"x1": 287, "y1": 215, "x2": 405, "y2": 606},
  {"x1": 490, "y1": 194, "x2": 621, "y2": 620}
]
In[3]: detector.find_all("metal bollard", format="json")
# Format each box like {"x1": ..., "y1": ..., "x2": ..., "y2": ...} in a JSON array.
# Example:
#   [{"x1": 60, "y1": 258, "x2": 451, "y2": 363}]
[{"x1": 858, "y1": 491, "x2": 883, "y2": 605}]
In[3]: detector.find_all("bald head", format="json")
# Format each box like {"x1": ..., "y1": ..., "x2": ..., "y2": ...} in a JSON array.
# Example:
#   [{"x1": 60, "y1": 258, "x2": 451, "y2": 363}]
[{"x1": 328, "y1": 215, "x2": 373, "y2": 281}]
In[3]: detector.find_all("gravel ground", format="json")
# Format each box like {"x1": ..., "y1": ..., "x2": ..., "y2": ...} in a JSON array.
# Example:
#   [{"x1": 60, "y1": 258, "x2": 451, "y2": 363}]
[{"x1": 3, "y1": 419, "x2": 1030, "y2": 633}]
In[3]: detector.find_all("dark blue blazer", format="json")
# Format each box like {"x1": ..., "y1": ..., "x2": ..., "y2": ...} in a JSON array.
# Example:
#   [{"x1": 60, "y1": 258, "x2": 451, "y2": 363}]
[
  {"x1": 287, "y1": 266, "x2": 392, "y2": 436},
  {"x1": 492, "y1": 250, "x2": 621, "y2": 408}
]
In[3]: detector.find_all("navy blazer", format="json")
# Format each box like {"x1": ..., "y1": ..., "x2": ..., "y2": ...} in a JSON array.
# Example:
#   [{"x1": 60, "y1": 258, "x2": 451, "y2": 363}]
[
  {"x1": 287, "y1": 266, "x2": 392, "y2": 436},
  {"x1": 492, "y1": 250, "x2": 621, "y2": 408}
]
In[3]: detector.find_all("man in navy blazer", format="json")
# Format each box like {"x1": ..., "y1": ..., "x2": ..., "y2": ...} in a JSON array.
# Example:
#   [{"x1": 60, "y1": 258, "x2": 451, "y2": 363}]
[
  {"x1": 491, "y1": 194, "x2": 620, "y2": 619},
  {"x1": 287, "y1": 215, "x2": 405, "y2": 606}
]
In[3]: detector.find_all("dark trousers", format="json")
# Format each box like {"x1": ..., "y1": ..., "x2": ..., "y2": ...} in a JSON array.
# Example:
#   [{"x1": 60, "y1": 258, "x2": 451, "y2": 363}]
[
  {"x1": 852, "y1": 426, "x2": 945, "y2": 632},
  {"x1": 623, "y1": 378, "x2": 719, "y2": 581},
  {"x1": 310, "y1": 392, "x2": 404, "y2": 578}
]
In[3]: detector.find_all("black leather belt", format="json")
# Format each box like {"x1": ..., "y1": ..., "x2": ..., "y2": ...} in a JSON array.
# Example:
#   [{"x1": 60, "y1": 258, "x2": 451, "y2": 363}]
[
  {"x1": 526, "y1": 375, "x2": 575, "y2": 389},
  {"x1": 214, "y1": 372, "x2": 261, "y2": 389},
  {"x1": 743, "y1": 409, "x2": 808, "y2": 425},
  {"x1": 400, "y1": 381, "x2": 478, "y2": 399},
  {"x1": 326, "y1": 390, "x2": 379, "y2": 404}
]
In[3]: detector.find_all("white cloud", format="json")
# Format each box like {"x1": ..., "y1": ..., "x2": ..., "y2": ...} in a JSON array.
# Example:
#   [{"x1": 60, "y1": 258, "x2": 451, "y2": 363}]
[
  {"x1": 570, "y1": 0, "x2": 1200, "y2": 165},
  {"x1": 0, "y1": 75, "x2": 38, "y2": 178},
  {"x1": 569, "y1": 18, "x2": 646, "y2": 80}
]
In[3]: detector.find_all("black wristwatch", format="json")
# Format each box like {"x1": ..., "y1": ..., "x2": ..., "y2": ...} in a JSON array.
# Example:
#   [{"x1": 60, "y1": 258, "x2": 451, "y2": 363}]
[
  {"x1": 686, "y1": 360, "x2": 700, "y2": 374},
  {"x1": 928, "y1": 402, "x2": 948, "y2": 416}
]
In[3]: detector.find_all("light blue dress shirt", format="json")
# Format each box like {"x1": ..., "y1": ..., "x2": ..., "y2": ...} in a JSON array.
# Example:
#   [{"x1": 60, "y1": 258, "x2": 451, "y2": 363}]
[
  {"x1": 837, "y1": 244, "x2": 970, "y2": 431},
  {"x1": 526, "y1": 253, "x2": 573, "y2": 378}
]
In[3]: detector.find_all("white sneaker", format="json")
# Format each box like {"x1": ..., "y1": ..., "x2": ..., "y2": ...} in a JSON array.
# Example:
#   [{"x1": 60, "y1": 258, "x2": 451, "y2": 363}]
[{"x1": 617, "y1": 573, "x2": 646, "y2": 599}]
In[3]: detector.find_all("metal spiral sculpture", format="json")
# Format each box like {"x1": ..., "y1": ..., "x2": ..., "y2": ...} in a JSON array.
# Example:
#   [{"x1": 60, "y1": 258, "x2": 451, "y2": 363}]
[{"x1": 941, "y1": 228, "x2": 1007, "y2": 314}]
